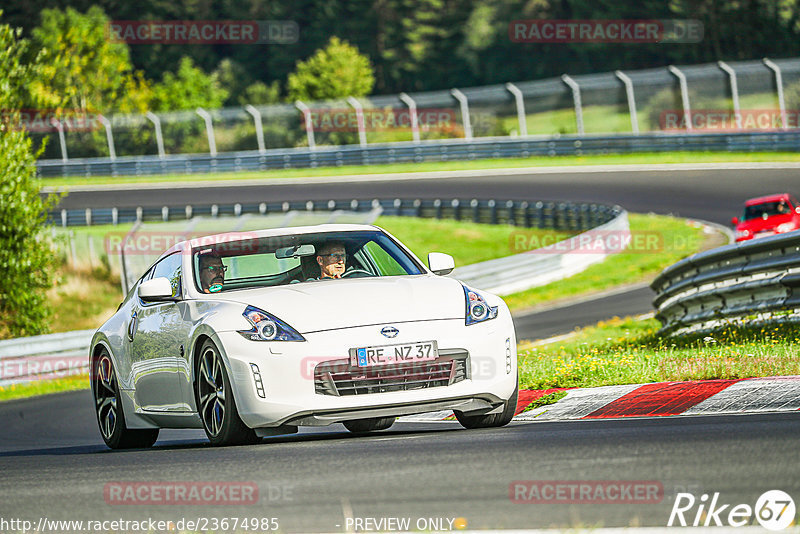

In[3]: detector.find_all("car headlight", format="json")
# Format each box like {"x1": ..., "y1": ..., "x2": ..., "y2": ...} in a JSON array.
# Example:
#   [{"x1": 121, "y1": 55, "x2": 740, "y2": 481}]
[
  {"x1": 462, "y1": 284, "x2": 498, "y2": 326},
  {"x1": 736, "y1": 229, "x2": 750, "y2": 238},
  {"x1": 777, "y1": 223, "x2": 795, "y2": 233},
  {"x1": 238, "y1": 305, "x2": 305, "y2": 342}
]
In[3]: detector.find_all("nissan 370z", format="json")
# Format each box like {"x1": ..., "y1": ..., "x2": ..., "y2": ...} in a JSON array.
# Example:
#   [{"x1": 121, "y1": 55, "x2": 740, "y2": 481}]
[{"x1": 90, "y1": 224, "x2": 518, "y2": 448}]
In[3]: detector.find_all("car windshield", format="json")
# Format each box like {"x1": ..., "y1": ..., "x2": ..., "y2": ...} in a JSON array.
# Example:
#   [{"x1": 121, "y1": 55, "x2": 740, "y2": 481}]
[
  {"x1": 192, "y1": 230, "x2": 424, "y2": 293},
  {"x1": 743, "y1": 201, "x2": 792, "y2": 221}
]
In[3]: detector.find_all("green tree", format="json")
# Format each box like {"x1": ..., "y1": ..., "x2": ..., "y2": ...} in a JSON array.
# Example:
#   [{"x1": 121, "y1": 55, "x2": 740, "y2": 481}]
[
  {"x1": 30, "y1": 6, "x2": 151, "y2": 114},
  {"x1": 151, "y1": 56, "x2": 229, "y2": 111},
  {"x1": 238, "y1": 81, "x2": 282, "y2": 106},
  {"x1": 287, "y1": 36, "x2": 375, "y2": 101},
  {"x1": 0, "y1": 18, "x2": 60, "y2": 338}
]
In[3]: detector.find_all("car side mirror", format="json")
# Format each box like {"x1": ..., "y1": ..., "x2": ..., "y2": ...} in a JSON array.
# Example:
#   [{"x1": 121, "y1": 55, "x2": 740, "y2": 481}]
[
  {"x1": 138, "y1": 277, "x2": 176, "y2": 301},
  {"x1": 731, "y1": 217, "x2": 739, "y2": 225},
  {"x1": 428, "y1": 252, "x2": 455, "y2": 275}
]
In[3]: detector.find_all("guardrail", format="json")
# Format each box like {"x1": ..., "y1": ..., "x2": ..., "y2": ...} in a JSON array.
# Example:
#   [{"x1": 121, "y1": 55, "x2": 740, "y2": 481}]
[
  {"x1": 0, "y1": 329, "x2": 93, "y2": 387},
  {"x1": 50, "y1": 197, "x2": 621, "y2": 229},
  {"x1": 651, "y1": 232, "x2": 800, "y2": 335},
  {"x1": 37, "y1": 131, "x2": 800, "y2": 178}
]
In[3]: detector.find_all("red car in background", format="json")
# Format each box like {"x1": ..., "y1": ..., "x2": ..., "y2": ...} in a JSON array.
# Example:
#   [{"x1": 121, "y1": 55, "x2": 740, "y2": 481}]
[{"x1": 732, "y1": 193, "x2": 800, "y2": 241}]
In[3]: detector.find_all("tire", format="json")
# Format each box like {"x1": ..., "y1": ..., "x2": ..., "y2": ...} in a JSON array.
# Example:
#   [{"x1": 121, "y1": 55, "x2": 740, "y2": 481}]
[
  {"x1": 343, "y1": 417, "x2": 395, "y2": 433},
  {"x1": 195, "y1": 339, "x2": 259, "y2": 446},
  {"x1": 92, "y1": 349, "x2": 159, "y2": 449},
  {"x1": 455, "y1": 379, "x2": 519, "y2": 430}
]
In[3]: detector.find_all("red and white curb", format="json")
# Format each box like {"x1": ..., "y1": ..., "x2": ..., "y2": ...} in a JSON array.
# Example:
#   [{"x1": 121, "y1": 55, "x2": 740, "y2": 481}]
[{"x1": 397, "y1": 376, "x2": 800, "y2": 423}]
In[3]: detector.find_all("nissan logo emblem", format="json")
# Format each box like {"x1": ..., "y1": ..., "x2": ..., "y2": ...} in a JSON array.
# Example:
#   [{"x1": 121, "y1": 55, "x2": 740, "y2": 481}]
[{"x1": 381, "y1": 326, "x2": 399, "y2": 338}]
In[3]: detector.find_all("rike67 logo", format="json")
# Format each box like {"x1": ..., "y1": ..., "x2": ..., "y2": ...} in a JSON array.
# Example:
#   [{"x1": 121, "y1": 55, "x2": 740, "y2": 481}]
[{"x1": 668, "y1": 490, "x2": 795, "y2": 530}]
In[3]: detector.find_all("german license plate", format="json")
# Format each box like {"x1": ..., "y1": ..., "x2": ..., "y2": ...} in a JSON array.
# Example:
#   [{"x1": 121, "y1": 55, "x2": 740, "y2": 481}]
[{"x1": 352, "y1": 341, "x2": 438, "y2": 368}]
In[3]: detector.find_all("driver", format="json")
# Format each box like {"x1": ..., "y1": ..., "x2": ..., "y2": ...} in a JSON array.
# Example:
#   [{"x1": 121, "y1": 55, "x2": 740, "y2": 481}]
[
  {"x1": 315, "y1": 242, "x2": 347, "y2": 279},
  {"x1": 198, "y1": 252, "x2": 226, "y2": 293}
]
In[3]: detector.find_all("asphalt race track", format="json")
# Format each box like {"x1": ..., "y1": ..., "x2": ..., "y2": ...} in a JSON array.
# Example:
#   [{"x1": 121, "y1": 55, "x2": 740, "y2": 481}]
[
  {"x1": 51, "y1": 166, "x2": 800, "y2": 226},
  {"x1": 9, "y1": 164, "x2": 796, "y2": 531},
  {"x1": 512, "y1": 285, "x2": 655, "y2": 342},
  {"x1": 1, "y1": 390, "x2": 799, "y2": 530}
]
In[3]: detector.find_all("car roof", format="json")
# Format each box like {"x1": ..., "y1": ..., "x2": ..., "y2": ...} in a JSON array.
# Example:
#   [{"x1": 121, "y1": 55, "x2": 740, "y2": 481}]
[
  {"x1": 163, "y1": 223, "x2": 382, "y2": 256},
  {"x1": 744, "y1": 193, "x2": 792, "y2": 206}
]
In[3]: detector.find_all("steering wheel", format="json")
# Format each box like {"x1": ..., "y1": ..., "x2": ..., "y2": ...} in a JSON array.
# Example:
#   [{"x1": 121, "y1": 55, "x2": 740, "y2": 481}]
[{"x1": 341, "y1": 269, "x2": 374, "y2": 278}]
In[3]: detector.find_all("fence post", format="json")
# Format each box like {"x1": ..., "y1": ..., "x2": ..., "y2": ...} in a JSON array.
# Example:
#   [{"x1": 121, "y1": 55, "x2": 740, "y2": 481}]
[
  {"x1": 763, "y1": 58, "x2": 788, "y2": 131},
  {"x1": 244, "y1": 105, "x2": 266, "y2": 153},
  {"x1": 97, "y1": 114, "x2": 117, "y2": 160},
  {"x1": 399, "y1": 93, "x2": 420, "y2": 143},
  {"x1": 69, "y1": 230, "x2": 76, "y2": 266},
  {"x1": 87, "y1": 235, "x2": 95, "y2": 270},
  {"x1": 668, "y1": 65, "x2": 692, "y2": 132},
  {"x1": 347, "y1": 97, "x2": 368, "y2": 147},
  {"x1": 561, "y1": 75, "x2": 584, "y2": 136},
  {"x1": 434, "y1": 199, "x2": 443, "y2": 219},
  {"x1": 294, "y1": 100, "x2": 316, "y2": 148},
  {"x1": 505, "y1": 83, "x2": 528, "y2": 137},
  {"x1": 450, "y1": 89, "x2": 473, "y2": 140},
  {"x1": 50, "y1": 119, "x2": 69, "y2": 161},
  {"x1": 718, "y1": 61, "x2": 742, "y2": 129},
  {"x1": 195, "y1": 108, "x2": 217, "y2": 157},
  {"x1": 615, "y1": 70, "x2": 639, "y2": 134},
  {"x1": 145, "y1": 112, "x2": 166, "y2": 158}
]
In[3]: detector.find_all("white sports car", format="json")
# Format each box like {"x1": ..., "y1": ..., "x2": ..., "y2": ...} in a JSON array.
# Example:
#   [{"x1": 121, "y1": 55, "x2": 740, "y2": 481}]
[{"x1": 90, "y1": 224, "x2": 518, "y2": 448}]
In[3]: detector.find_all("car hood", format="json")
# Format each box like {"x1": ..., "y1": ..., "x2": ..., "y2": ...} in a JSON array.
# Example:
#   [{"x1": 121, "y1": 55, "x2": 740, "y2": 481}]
[
  {"x1": 738, "y1": 214, "x2": 794, "y2": 233},
  {"x1": 221, "y1": 275, "x2": 466, "y2": 333}
]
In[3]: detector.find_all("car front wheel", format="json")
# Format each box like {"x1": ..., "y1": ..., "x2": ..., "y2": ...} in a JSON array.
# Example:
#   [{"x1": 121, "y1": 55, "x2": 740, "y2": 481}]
[
  {"x1": 343, "y1": 417, "x2": 395, "y2": 433},
  {"x1": 455, "y1": 380, "x2": 519, "y2": 429},
  {"x1": 92, "y1": 349, "x2": 159, "y2": 449},
  {"x1": 196, "y1": 339, "x2": 259, "y2": 446}
]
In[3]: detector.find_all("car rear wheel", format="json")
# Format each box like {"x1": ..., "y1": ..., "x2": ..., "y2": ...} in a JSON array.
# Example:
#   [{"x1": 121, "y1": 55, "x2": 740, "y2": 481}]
[
  {"x1": 93, "y1": 349, "x2": 159, "y2": 449},
  {"x1": 343, "y1": 417, "x2": 395, "y2": 433},
  {"x1": 196, "y1": 339, "x2": 259, "y2": 446},
  {"x1": 455, "y1": 380, "x2": 519, "y2": 429}
]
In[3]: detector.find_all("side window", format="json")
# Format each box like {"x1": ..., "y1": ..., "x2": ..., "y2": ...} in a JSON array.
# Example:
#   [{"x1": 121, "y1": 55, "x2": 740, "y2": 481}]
[
  {"x1": 362, "y1": 241, "x2": 407, "y2": 276},
  {"x1": 150, "y1": 253, "x2": 182, "y2": 298}
]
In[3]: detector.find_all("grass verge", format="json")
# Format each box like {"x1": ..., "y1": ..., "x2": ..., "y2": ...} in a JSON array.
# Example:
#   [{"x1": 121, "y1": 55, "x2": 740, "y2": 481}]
[
  {"x1": 40, "y1": 151, "x2": 800, "y2": 188},
  {"x1": 0, "y1": 375, "x2": 89, "y2": 402},
  {"x1": 503, "y1": 213, "x2": 718, "y2": 314},
  {"x1": 518, "y1": 316, "x2": 800, "y2": 390},
  {"x1": 48, "y1": 265, "x2": 123, "y2": 333},
  {"x1": 376, "y1": 216, "x2": 566, "y2": 267}
]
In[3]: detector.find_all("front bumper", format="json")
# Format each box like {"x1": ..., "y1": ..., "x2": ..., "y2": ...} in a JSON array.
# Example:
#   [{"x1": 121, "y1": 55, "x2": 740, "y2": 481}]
[{"x1": 213, "y1": 313, "x2": 517, "y2": 428}]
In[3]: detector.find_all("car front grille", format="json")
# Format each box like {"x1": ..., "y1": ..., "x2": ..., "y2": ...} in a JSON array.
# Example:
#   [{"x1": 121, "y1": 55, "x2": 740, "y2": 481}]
[{"x1": 314, "y1": 349, "x2": 470, "y2": 396}]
